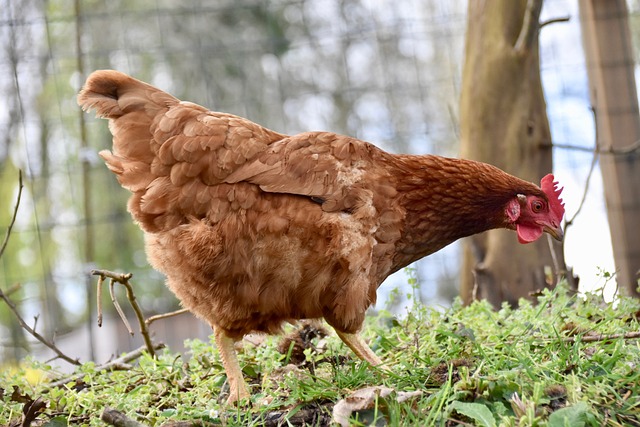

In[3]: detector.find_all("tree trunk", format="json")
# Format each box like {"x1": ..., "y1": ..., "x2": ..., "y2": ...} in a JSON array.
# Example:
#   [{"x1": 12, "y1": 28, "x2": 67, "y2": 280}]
[
  {"x1": 579, "y1": 0, "x2": 640, "y2": 298},
  {"x1": 459, "y1": 0, "x2": 567, "y2": 307}
]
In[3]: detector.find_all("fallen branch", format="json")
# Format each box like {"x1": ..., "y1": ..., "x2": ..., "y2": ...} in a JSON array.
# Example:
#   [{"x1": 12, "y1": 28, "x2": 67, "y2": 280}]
[
  {"x1": 0, "y1": 171, "x2": 80, "y2": 366},
  {"x1": 498, "y1": 328, "x2": 640, "y2": 347},
  {"x1": 91, "y1": 269, "x2": 157, "y2": 357},
  {"x1": 505, "y1": 330, "x2": 640, "y2": 347},
  {"x1": 562, "y1": 330, "x2": 640, "y2": 343}
]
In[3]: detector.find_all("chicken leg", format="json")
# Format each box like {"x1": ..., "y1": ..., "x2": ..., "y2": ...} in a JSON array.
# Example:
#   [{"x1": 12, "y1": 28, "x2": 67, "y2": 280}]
[
  {"x1": 213, "y1": 327, "x2": 250, "y2": 404},
  {"x1": 335, "y1": 330, "x2": 388, "y2": 370}
]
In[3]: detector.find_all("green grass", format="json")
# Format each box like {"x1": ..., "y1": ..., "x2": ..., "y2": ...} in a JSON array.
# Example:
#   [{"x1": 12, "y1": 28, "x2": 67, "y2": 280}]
[{"x1": 1, "y1": 282, "x2": 639, "y2": 426}]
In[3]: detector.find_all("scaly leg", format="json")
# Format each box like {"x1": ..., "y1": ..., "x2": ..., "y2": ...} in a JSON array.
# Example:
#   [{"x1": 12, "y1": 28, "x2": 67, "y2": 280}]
[
  {"x1": 213, "y1": 327, "x2": 250, "y2": 404},
  {"x1": 335, "y1": 330, "x2": 389, "y2": 370}
]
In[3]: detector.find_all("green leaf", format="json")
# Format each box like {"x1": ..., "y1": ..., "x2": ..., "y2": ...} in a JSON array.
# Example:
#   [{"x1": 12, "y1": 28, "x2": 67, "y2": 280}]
[
  {"x1": 242, "y1": 364, "x2": 259, "y2": 378},
  {"x1": 43, "y1": 417, "x2": 68, "y2": 427},
  {"x1": 548, "y1": 402, "x2": 589, "y2": 427},
  {"x1": 450, "y1": 401, "x2": 496, "y2": 427}
]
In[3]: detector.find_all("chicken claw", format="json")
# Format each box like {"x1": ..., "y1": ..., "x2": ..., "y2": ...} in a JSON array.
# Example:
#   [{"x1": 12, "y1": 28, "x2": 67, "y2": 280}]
[
  {"x1": 213, "y1": 327, "x2": 250, "y2": 405},
  {"x1": 335, "y1": 331, "x2": 388, "y2": 370}
]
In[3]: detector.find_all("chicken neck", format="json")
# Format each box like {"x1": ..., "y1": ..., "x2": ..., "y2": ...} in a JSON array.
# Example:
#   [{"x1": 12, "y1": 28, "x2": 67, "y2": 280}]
[{"x1": 388, "y1": 154, "x2": 540, "y2": 272}]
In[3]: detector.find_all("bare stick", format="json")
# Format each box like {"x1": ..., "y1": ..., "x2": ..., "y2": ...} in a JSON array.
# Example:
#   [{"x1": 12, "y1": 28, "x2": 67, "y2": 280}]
[
  {"x1": 502, "y1": 330, "x2": 640, "y2": 347},
  {"x1": 3, "y1": 283, "x2": 22, "y2": 297},
  {"x1": 97, "y1": 274, "x2": 104, "y2": 327},
  {"x1": 546, "y1": 235, "x2": 561, "y2": 281},
  {"x1": 0, "y1": 170, "x2": 23, "y2": 259},
  {"x1": 565, "y1": 107, "x2": 600, "y2": 236},
  {"x1": 540, "y1": 16, "x2": 571, "y2": 29},
  {"x1": 0, "y1": 171, "x2": 80, "y2": 366},
  {"x1": 92, "y1": 269, "x2": 133, "y2": 282},
  {"x1": 91, "y1": 269, "x2": 157, "y2": 357},
  {"x1": 565, "y1": 148, "x2": 599, "y2": 228},
  {"x1": 109, "y1": 278, "x2": 134, "y2": 335},
  {"x1": 146, "y1": 308, "x2": 189, "y2": 327},
  {"x1": 0, "y1": 287, "x2": 80, "y2": 365},
  {"x1": 120, "y1": 277, "x2": 157, "y2": 356},
  {"x1": 562, "y1": 331, "x2": 640, "y2": 343}
]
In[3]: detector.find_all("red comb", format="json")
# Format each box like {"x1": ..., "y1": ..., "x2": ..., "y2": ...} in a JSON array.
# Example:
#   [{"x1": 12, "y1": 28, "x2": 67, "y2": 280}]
[{"x1": 540, "y1": 174, "x2": 565, "y2": 221}]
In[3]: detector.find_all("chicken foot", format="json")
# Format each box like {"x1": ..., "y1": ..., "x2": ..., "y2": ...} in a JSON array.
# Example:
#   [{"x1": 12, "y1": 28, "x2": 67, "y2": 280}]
[
  {"x1": 213, "y1": 327, "x2": 250, "y2": 404},
  {"x1": 335, "y1": 330, "x2": 388, "y2": 370}
]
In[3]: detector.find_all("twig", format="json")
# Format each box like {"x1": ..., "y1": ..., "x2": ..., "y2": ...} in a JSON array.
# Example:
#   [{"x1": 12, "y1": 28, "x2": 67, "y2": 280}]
[
  {"x1": 3, "y1": 282, "x2": 22, "y2": 297},
  {"x1": 565, "y1": 147, "x2": 598, "y2": 229},
  {"x1": 0, "y1": 171, "x2": 80, "y2": 366},
  {"x1": 97, "y1": 273, "x2": 104, "y2": 327},
  {"x1": 93, "y1": 269, "x2": 133, "y2": 283},
  {"x1": 101, "y1": 407, "x2": 149, "y2": 427},
  {"x1": 46, "y1": 343, "x2": 165, "y2": 389},
  {"x1": 0, "y1": 170, "x2": 23, "y2": 259},
  {"x1": 146, "y1": 308, "x2": 190, "y2": 327},
  {"x1": 564, "y1": 106, "x2": 599, "y2": 237},
  {"x1": 540, "y1": 16, "x2": 571, "y2": 29},
  {"x1": 546, "y1": 234, "x2": 561, "y2": 281},
  {"x1": 0, "y1": 287, "x2": 80, "y2": 365},
  {"x1": 91, "y1": 269, "x2": 157, "y2": 357},
  {"x1": 501, "y1": 330, "x2": 640, "y2": 347},
  {"x1": 562, "y1": 331, "x2": 640, "y2": 343},
  {"x1": 109, "y1": 278, "x2": 134, "y2": 335}
]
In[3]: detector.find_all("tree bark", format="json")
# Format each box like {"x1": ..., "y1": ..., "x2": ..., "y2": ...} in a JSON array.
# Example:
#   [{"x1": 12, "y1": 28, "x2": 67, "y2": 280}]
[
  {"x1": 459, "y1": 0, "x2": 567, "y2": 307},
  {"x1": 579, "y1": 0, "x2": 640, "y2": 297}
]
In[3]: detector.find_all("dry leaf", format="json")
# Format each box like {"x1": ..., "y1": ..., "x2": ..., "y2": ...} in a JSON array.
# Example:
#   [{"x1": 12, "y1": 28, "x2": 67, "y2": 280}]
[{"x1": 332, "y1": 386, "x2": 422, "y2": 426}]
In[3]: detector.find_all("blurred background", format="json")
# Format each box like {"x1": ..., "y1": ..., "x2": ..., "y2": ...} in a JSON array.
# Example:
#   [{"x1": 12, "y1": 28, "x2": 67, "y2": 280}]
[{"x1": 0, "y1": 0, "x2": 637, "y2": 368}]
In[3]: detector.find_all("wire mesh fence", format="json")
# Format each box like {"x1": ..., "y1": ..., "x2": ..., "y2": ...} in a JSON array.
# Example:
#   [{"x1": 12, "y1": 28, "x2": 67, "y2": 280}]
[{"x1": 0, "y1": 0, "x2": 624, "y2": 365}]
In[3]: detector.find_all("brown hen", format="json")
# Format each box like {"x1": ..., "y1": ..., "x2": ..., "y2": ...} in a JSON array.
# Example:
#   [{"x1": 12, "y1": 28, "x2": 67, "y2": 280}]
[{"x1": 78, "y1": 70, "x2": 565, "y2": 404}]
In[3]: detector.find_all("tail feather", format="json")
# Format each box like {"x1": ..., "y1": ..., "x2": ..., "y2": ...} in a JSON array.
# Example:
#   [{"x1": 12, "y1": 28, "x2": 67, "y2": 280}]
[
  {"x1": 78, "y1": 70, "x2": 287, "y2": 233},
  {"x1": 77, "y1": 70, "x2": 177, "y2": 119},
  {"x1": 77, "y1": 72, "x2": 124, "y2": 118},
  {"x1": 78, "y1": 70, "x2": 178, "y2": 199}
]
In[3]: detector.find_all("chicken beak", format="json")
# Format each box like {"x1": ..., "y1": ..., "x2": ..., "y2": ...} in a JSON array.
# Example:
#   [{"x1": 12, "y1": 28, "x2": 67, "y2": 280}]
[{"x1": 544, "y1": 224, "x2": 564, "y2": 241}]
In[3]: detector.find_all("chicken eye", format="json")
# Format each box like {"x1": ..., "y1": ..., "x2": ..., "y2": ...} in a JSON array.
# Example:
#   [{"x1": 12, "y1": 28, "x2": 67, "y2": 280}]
[{"x1": 531, "y1": 200, "x2": 545, "y2": 213}]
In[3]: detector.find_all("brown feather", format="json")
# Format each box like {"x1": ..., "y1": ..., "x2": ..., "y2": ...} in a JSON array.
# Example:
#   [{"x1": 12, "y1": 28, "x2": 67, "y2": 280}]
[{"x1": 78, "y1": 70, "x2": 555, "y2": 345}]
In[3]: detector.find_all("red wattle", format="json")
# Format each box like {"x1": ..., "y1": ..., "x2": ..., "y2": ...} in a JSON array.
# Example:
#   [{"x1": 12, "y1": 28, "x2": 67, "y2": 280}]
[{"x1": 516, "y1": 224, "x2": 543, "y2": 244}]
